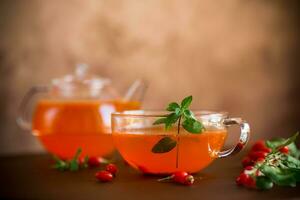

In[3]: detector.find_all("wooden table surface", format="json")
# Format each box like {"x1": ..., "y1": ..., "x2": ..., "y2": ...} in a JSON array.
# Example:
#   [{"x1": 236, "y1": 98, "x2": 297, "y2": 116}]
[{"x1": 0, "y1": 153, "x2": 299, "y2": 200}]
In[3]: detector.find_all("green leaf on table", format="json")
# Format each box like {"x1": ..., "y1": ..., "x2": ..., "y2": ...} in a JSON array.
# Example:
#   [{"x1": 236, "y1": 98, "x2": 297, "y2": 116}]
[
  {"x1": 260, "y1": 165, "x2": 297, "y2": 187},
  {"x1": 285, "y1": 155, "x2": 300, "y2": 168},
  {"x1": 287, "y1": 142, "x2": 300, "y2": 159},
  {"x1": 151, "y1": 136, "x2": 177, "y2": 153},
  {"x1": 52, "y1": 157, "x2": 69, "y2": 171},
  {"x1": 289, "y1": 168, "x2": 300, "y2": 181},
  {"x1": 70, "y1": 160, "x2": 79, "y2": 171},
  {"x1": 69, "y1": 148, "x2": 82, "y2": 171},
  {"x1": 256, "y1": 176, "x2": 274, "y2": 190},
  {"x1": 266, "y1": 132, "x2": 299, "y2": 152}
]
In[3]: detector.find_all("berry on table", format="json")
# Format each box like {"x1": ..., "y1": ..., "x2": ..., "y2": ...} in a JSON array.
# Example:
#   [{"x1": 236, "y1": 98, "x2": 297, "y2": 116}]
[
  {"x1": 158, "y1": 171, "x2": 194, "y2": 186},
  {"x1": 242, "y1": 156, "x2": 254, "y2": 167},
  {"x1": 236, "y1": 172, "x2": 255, "y2": 188},
  {"x1": 279, "y1": 146, "x2": 289, "y2": 154},
  {"x1": 245, "y1": 166, "x2": 254, "y2": 171},
  {"x1": 236, "y1": 173, "x2": 249, "y2": 186},
  {"x1": 105, "y1": 164, "x2": 118, "y2": 176},
  {"x1": 256, "y1": 157, "x2": 265, "y2": 163},
  {"x1": 244, "y1": 176, "x2": 256, "y2": 188},
  {"x1": 173, "y1": 171, "x2": 189, "y2": 183},
  {"x1": 95, "y1": 170, "x2": 113, "y2": 182},
  {"x1": 249, "y1": 151, "x2": 267, "y2": 161},
  {"x1": 251, "y1": 140, "x2": 271, "y2": 153},
  {"x1": 88, "y1": 157, "x2": 101, "y2": 168}
]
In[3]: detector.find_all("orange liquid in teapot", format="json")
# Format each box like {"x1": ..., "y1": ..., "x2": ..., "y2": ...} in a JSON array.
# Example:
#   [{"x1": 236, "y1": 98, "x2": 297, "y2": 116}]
[
  {"x1": 32, "y1": 99, "x2": 140, "y2": 159},
  {"x1": 113, "y1": 128, "x2": 227, "y2": 174}
]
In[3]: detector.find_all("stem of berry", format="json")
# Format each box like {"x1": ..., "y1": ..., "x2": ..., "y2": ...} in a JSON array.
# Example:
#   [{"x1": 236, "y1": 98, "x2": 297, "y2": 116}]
[
  {"x1": 176, "y1": 116, "x2": 182, "y2": 168},
  {"x1": 157, "y1": 175, "x2": 174, "y2": 182}
]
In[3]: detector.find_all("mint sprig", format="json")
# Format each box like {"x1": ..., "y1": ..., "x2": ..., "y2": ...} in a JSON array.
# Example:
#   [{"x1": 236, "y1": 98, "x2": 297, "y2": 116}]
[
  {"x1": 153, "y1": 96, "x2": 204, "y2": 133},
  {"x1": 242, "y1": 132, "x2": 300, "y2": 190},
  {"x1": 152, "y1": 96, "x2": 204, "y2": 167},
  {"x1": 52, "y1": 148, "x2": 88, "y2": 171}
]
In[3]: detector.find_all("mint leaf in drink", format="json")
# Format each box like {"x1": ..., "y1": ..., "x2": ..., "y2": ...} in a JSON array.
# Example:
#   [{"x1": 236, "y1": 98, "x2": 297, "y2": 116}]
[
  {"x1": 152, "y1": 95, "x2": 204, "y2": 134},
  {"x1": 182, "y1": 118, "x2": 204, "y2": 133},
  {"x1": 153, "y1": 117, "x2": 167, "y2": 125},
  {"x1": 166, "y1": 102, "x2": 180, "y2": 112},
  {"x1": 152, "y1": 95, "x2": 204, "y2": 168},
  {"x1": 181, "y1": 95, "x2": 193, "y2": 109},
  {"x1": 151, "y1": 137, "x2": 177, "y2": 153}
]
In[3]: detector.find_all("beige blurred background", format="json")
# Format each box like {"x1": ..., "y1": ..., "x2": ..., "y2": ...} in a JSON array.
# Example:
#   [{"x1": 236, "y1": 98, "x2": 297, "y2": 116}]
[{"x1": 0, "y1": 0, "x2": 299, "y2": 155}]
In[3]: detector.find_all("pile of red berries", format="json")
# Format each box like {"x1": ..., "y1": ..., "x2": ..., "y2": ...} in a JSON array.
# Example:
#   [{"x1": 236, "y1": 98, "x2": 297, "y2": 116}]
[
  {"x1": 158, "y1": 171, "x2": 195, "y2": 186},
  {"x1": 236, "y1": 140, "x2": 290, "y2": 188},
  {"x1": 95, "y1": 164, "x2": 118, "y2": 182}
]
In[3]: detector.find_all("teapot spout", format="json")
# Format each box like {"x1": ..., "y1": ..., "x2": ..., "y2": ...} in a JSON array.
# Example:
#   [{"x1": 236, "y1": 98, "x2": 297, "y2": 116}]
[{"x1": 124, "y1": 79, "x2": 148, "y2": 102}]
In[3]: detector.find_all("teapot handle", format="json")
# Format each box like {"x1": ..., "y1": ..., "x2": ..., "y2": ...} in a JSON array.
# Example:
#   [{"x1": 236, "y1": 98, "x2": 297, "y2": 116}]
[
  {"x1": 218, "y1": 118, "x2": 250, "y2": 158},
  {"x1": 17, "y1": 85, "x2": 49, "y2": 130},
  {"x1": 124, "y1": 79, "x2": 148, "y2": 102}
]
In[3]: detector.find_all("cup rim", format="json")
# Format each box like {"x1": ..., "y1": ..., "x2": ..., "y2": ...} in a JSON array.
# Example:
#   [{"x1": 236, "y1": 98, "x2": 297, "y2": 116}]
[{"x1": 112, "y1": 110, "x2": 228, "y2": 118}]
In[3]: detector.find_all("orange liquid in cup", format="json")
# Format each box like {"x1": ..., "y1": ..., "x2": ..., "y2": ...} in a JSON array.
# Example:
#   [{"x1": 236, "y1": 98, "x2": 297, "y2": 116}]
[
  {"x1": 32, "y1": 99, "x2": 140, "y2": 159},
  {"x1": 113, "y1": 128, "x2": 227, "y2": 174}
]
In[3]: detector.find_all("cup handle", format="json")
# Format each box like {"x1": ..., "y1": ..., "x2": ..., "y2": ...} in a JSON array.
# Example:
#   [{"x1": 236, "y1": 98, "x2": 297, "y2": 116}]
[
  {"x1": 16, "y1": 85, "x2": 49, "y2": 130},
  {"x1": 218, "y1": 118, "x2": 250, "y2": 158}
]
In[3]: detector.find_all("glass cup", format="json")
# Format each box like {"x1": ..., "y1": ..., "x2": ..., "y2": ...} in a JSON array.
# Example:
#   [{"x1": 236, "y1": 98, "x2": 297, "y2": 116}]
[{"x1": 112, "y1": 110, "x2": 250, "y2": 174}]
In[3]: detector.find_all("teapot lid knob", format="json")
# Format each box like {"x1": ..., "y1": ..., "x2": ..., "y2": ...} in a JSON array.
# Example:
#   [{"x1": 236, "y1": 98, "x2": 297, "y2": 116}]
[{"x1": 75, "y1": 63, "x2": 88, "y2": 80}]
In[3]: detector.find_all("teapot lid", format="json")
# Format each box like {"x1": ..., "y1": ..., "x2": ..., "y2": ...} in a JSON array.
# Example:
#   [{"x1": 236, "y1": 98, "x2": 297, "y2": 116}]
[{"x1": 51, "y1": 64, "x2": 114, "y2": 98}]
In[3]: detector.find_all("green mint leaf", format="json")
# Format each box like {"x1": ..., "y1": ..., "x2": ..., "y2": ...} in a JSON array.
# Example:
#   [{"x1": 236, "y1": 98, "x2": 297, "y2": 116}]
[
  {"x1": 256, "y1": 176, "x2": 274, "y2": 190},
  {"x1": 70, "y1": 160, "x2": 79, "y2": 171},
  {"x1": 181, "y1": 95, "x2": 193, "y2": 109},
  {"x1": 260, "y1": 165, "x2": 297, "y2": 187},
  {"x1": 276, "y1": 132, "x2": 299, "y2": 150},
  {"x1": 153, "y1": 117, "x2": 167, "y2": 125},
  {"x1": 289, "y1": 168, "x2": 300, "y2": 182},
  {"x1": 52, "y1": 155, "x2": 69, "y2": 171},
  {"x1": 285, "y1": 155, "x2": 300, "y2": 168},
  {"x1": 153, "y1": 113, "x2": 180, "y2": 128},
  {"x1": 166, "y1": 102, "x2": 180, "y2": 111},
  {"x1": 287, "y1": 142, "x2": 300, "y2": 159},
  {"x1": 69, "y1": 148, "x2": 82, "y2": 171},
  {"x1": 183, "y1": 109, "x2": 194, "y2": 119},
  {"x1": 174, "y1": 107, "x2": 181, "y2": 116},
  {"x1": 53, "y1": 160, "x2": 69, "y2": 171},
  {"x1": 266, "y1": 132, "x2": 299, "y2": 151},
  {"x1": 166, "y1": 113, "x2": 180, "y2": 122},
  {"x1": 164, "y1": 113, "x2": 180, "y2": 130},
  {"x1": 182, "y1": 118, "x2": 204, "y2": 133},
  {"x1": 151, "y1": 136, "x2": 177, "y2": 153}
]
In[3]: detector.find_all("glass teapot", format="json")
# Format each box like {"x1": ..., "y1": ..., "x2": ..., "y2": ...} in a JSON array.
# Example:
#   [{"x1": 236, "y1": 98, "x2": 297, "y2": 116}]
[{"x1": 17, "y1": 64, "x2": 147, "y2": 159}]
